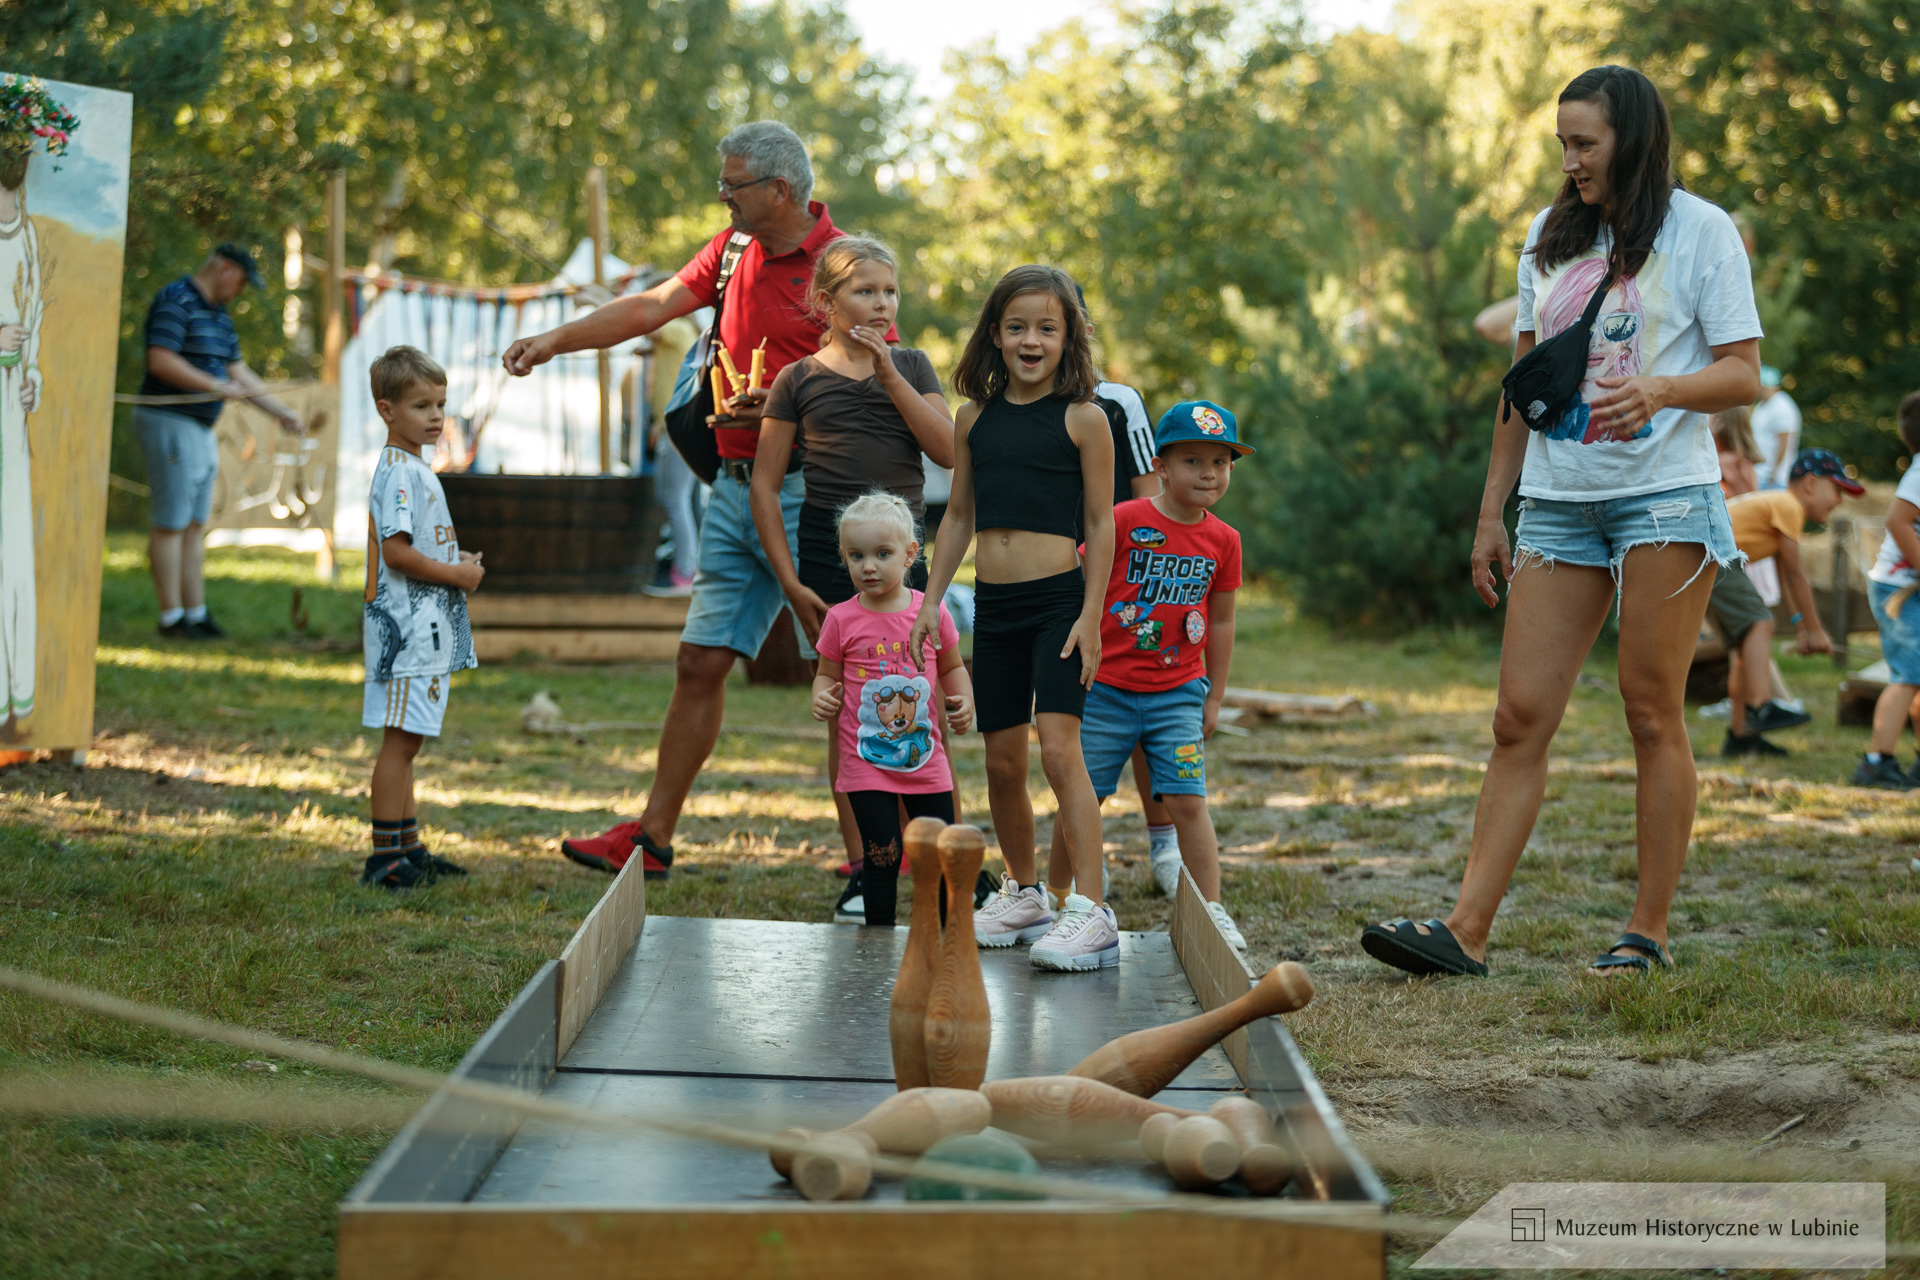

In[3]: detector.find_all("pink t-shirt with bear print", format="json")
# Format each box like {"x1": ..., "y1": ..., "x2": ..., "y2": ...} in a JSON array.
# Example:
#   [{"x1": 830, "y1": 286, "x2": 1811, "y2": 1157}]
[{"x1": 814, "y1": 589, "x2": 959, "y2": 795}]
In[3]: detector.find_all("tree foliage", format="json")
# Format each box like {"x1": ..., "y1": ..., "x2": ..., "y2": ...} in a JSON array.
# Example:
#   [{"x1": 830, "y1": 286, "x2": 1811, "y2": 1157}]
[{"x1": 1613, "y1": 0, "x2": 1920, "y2": 472}]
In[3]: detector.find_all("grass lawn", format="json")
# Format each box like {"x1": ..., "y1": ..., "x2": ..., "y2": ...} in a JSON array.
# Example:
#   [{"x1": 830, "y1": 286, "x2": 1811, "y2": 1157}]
[{"x1": 3, "y1": 534, "x2": 1916, "y2": 1277}]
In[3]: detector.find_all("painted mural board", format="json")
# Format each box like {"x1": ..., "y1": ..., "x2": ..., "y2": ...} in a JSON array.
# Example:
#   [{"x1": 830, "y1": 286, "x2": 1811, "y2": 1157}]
[{"x1": 0, "y1": 75, "x2": 131, "y2": 751}]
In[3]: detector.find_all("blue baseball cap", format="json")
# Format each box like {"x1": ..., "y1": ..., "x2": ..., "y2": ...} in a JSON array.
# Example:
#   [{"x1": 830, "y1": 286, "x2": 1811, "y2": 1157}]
[
  {"x1": 1790, "y1": 447, "x2": 1864, "y2": 495},
  {"x1": 1760, "y1": 365, "x2": 1783, "y2": 389},
  {"x1": 1155, "y1": 400, "x2": 1253, "y2": 457}
]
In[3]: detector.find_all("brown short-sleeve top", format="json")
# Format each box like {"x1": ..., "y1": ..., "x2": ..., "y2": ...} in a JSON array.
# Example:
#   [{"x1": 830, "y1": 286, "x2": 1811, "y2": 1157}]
[{"x1": 762, "y1": 347, "x2": 943, "y2": 514}]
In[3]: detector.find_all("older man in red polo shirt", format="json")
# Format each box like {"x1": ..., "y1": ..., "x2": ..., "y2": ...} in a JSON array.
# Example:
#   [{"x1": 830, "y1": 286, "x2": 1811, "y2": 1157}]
[{"x1": 503, "y1": 122, "x2": 882, "y2": 880}]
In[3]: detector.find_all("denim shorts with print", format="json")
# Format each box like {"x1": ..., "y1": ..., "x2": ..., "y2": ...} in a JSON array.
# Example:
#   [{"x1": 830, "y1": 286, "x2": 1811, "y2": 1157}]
[{"x1": 1514, "y1": 482, "x2": 1740, "y2": 591}]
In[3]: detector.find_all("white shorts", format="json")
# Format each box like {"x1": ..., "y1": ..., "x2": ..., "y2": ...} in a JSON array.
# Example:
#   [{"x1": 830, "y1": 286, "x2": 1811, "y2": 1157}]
[{"x1": 363, "y1": 674, "x2": 452, "y2": 737}]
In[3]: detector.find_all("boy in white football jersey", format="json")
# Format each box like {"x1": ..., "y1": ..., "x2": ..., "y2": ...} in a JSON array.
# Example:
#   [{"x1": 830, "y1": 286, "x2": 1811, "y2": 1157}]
[{"x1": 361, "y1": 346, "x2": 484, "y2": 889}]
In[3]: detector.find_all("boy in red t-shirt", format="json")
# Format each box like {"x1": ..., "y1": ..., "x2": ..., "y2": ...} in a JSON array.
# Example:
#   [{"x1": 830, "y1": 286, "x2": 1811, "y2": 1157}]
[{"x1": 1045, "y1": 400, "x2": 1251, "y2": 948}]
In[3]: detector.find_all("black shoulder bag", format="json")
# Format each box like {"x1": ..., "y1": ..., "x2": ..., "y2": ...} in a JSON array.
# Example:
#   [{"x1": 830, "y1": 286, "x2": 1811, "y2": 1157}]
[
  {"x1": 664, "y1": 232, "x2": 752, "y2": 485},
  {"x1": 1500, "y1": 267, "x2": 1614, "y2": 432}
]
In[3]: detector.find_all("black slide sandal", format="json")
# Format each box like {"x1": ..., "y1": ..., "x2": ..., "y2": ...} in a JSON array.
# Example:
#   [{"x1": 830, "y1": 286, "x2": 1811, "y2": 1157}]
[
  {"x1": 1360, "y1": 917, "x2": 1489, "y2": 978},
  {"x1": 1587, "y1": 931, "x2": 1673, "y2": 975}
]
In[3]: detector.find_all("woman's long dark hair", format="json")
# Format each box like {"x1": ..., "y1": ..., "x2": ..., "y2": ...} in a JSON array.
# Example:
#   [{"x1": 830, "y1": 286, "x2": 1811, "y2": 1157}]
[
  {"x1": 951, "y1": 264, "x2": 1097, "y2": 404},
  {"x1": 1531, "y1": 66, "x2": 1678, "y2": 279}
]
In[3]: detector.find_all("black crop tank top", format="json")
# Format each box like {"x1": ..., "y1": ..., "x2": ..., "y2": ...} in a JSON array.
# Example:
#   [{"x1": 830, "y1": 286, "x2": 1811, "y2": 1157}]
[{"x1": 969, "y1": 394, "x2": 1084, "y2": 539}]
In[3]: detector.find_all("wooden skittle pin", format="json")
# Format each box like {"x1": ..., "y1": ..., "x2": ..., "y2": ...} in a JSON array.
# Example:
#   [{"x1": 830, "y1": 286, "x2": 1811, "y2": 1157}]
[
  {"x1": 841, "y1": 1086, "x2": 991, "y2": 1155},
  {"x1": 888, "y1": 817, "x2": 947, "y2": 1089},
  {"x1": 980, "y1": 1076, "x2": 1197, "y2": 1147},
  {"x1": 1066, "y1": 961, "x2": 1315, "y2": 1097},
  {"x1": 923, "y1": 825, "x2": 991, "y2": 1089}
]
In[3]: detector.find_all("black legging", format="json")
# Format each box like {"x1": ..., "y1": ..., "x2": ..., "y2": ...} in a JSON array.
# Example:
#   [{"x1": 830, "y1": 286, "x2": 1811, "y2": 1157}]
[{"x1": 845, "y1": 790, "x2": 955, "y2": 926}]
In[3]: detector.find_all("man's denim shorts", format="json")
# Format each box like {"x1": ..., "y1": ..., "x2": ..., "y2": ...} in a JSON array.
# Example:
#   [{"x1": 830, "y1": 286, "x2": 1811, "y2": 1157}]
[
  {"x1": 680, "y1": 470, "x2": 815, "y2": 660},
  {"x1": 1514, "y1": 482, "x2": 1739, "y2": 589},
  {"x1": 133, "y1": 406, "x2": 220, "y2": 529},
  {"x1": 1869, "y1": 579, "x2": 1920, "y2": 685},
  {"x1": 1081, "y1": 677, "x2": 1209, "y2": 801}
]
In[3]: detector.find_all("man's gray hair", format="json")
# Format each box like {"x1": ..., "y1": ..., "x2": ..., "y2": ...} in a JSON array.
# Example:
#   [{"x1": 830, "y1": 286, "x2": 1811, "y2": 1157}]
[{"x1": 718, "y1": 121, "x2": 813, "y2": 206}]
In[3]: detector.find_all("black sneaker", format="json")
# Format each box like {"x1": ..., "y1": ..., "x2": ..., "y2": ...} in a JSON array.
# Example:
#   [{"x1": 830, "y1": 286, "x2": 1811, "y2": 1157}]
[
  {"x1": 1723, "y1": 730, "x2": 1789, "y2": 758},
  {"x1": 361, "y1": 853, "x2": 430, "y2": 890},
  {"x1": 407, "y1": 847, "x2": 469, "y2": 880},
  {"x1": 157, "y1": 619, "x2": 195, "y2": 639},
  {"x1": 186, "y1": 613, "x2": 227, "y2": 639},
  {"x1": 1745, "y1": 700, "x2": 1812, "y2": 734},
  {"x1": 1850, "y1": 754, "x2": 1915, "y2": 790},
  {"x1": 833, "y1": 871, "x2": 864, "y2": 924}
]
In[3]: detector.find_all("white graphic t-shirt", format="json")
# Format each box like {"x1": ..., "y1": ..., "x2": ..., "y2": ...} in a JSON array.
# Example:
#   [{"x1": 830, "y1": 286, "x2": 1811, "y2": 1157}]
[
  {"x1": 363, "y1": 446, "x2": 477, "y2": 682},
  {"x1": 1516, "y1": 189, "x2": 1763, "y2": 502},
  {"x1": 1868, "y1": 460, "x2": 1920, "y2": 588}
]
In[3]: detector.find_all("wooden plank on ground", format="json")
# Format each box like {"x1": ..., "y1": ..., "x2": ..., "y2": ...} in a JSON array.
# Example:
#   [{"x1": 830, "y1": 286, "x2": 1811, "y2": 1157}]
[
  {"x1": 1169, "y1": 866, "x2": 1256, "y2": 1081},
  {"x1": 1220, "y1": 688, "x2": 1371, "y2": 723},
  {"x1": 468, "y1": 594, "x2": 690, "y2": 629},
  {"x1": 555, "y1": 855, "x2": 647, "y2": 1060},
  {"x1": 337, "y1": 1204, "x2": 1386, "y2": 1280},
  {"x1": 474, "y1": 629, "x2": 682, "y2": 663}
]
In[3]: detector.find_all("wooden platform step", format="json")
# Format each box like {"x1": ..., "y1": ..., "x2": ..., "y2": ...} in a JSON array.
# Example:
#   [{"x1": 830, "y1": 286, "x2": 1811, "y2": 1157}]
[{"x1": 468, "y1": 593, "x2": 688, "y2": 664}]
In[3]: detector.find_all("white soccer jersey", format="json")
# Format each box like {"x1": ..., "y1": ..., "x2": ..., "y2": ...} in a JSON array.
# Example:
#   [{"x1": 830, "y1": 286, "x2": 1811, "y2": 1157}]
[{"x1": 363, "y1": 446, "x2": 477, "y2": 682}]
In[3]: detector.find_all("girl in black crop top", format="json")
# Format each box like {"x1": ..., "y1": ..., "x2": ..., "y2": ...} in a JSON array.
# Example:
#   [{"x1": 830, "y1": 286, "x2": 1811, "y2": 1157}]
[{"x1": 911, "y1": 265, "x2": 1120, "y2": 968}]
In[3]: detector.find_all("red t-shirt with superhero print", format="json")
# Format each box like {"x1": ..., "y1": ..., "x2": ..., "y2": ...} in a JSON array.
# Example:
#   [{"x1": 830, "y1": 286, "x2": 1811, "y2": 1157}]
[{"x1": 1096, "y1": 497, "x2": 1242, "y2": 693}]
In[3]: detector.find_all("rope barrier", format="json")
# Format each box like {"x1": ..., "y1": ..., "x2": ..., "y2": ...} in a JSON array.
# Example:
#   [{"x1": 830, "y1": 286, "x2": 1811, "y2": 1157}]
[
  {"x1": 1, "y1": 967, "x2": 1913, "y2": 1260},
  {"x1": 113, "y1": 379, "x2": 316, "y2": 407}
]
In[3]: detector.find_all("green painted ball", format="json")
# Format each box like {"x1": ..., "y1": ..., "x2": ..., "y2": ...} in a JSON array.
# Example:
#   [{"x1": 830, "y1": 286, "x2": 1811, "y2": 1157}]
[{"x1": 904, "y1": 1132, "x2": 1046, "y2": 1201}]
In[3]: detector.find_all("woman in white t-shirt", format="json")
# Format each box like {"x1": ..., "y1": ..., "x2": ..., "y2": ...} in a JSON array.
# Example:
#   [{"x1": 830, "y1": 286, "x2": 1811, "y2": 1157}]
[{"x1": 1361, "y1": 66, "x2": 1762, "y2": 981}]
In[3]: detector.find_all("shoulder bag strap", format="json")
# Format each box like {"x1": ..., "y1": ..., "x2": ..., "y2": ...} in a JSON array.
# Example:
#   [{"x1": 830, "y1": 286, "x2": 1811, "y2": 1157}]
[{"x1": 704, "y1": 232, "x2": 753, "y2": 365}]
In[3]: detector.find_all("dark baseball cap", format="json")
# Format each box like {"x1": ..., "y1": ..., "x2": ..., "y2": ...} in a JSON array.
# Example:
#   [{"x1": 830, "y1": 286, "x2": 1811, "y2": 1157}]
[
  {"x1": 214, "y1": 243, "x2": 265, "y2": 289},
  {"x1": 1155, "y1": 400, "x2": 1254, "y2": 457},
  {"x1": 1790, "y1": 447, "x2": 1865, "y2": 495}
]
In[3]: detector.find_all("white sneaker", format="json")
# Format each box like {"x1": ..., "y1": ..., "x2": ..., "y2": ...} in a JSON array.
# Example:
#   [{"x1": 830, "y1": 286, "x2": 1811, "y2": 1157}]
[
  {"x1": 1697, "y1": 698, "x2": 1731, "y2": 721},
  {"x1": 1774, "y1": 696, "x2": 1807, "y2": 716},
  {"x1": 974, "y1": 877, "x2": 1053, "y2": 947},
  {"x1": 1030, "y1": 893, "x2": 1120, "y2": 971},
  {"x1": 1150, "y1": 848, "x2": 1183, "y2": 898},
  {"x1": 833, "y1": 895, "x2": 864, "y2": 925},
  {"x1": 1206, "y1": 900, "x2": 1246, "y2": 950}
]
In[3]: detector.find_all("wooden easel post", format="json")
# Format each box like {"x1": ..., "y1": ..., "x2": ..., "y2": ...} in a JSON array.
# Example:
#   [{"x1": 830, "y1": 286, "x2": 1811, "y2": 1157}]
[
  {"x1": 587, "y1": 165, "x2": 612, "y2": 474},
  {"x1": 318, "y1": 172, "x2": 347, "y2": 580}
]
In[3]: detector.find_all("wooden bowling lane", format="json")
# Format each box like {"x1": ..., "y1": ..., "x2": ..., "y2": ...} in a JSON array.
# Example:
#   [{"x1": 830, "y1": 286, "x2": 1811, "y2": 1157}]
[
  {"x1": 561, "y1": 917, "x2": 1238, "y2": 1091},
  {"x1": 472, "y1": 1073, "x2": 1240, "y2": 1205}
]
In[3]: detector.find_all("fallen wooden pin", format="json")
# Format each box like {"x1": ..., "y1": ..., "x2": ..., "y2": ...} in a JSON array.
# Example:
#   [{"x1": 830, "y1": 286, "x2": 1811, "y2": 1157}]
[{"x1": 1220, "y1": 687, "x2": 1374, "y2": 725}]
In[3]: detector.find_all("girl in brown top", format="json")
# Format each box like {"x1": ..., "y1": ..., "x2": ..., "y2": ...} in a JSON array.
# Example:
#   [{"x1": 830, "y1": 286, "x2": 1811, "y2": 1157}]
[
  {"x1": 752, "y1": 235, "x2": 958, "y2": 921},
  {"x1": 912, "y1": 265, "x2": 1119, "y2": 973}
]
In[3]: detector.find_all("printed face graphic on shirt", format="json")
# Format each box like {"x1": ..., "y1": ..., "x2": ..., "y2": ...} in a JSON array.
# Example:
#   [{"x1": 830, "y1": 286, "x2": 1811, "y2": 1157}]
[
  {"x1": 1538, "y1": 255, "x2": 1652, "y2": 445},
  {"x1": 855, "y1": 672, "x2": 936, "y2": 774},
  {"x1": 1131, "y1": 619, "x2": 1164, "y2": 651}
]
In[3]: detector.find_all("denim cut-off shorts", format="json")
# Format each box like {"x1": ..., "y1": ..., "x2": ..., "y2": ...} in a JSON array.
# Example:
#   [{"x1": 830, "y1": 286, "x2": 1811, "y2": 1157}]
[
  {"x1": 1513, "y1": 483, "x2": 1740, "y2": 595},
  {"x1": 1869, "y1": 580, "x2": 1920, "y2": 686}
]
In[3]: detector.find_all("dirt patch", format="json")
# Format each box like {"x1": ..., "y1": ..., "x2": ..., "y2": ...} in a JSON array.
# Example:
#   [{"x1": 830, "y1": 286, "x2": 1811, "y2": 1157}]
[{"x1": 1342, "y1": 1047, "x2": 1920, "y2": 1158}]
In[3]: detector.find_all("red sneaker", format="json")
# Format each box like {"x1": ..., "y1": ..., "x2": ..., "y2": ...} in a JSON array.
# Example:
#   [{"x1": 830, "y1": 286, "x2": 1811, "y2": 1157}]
[{"x1": 562, "y1": 821, "x2": 673, "y2": 879}]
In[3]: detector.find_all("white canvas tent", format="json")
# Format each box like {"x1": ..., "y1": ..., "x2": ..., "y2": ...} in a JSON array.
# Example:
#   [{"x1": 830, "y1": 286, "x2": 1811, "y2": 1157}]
[{"x1": 329, "y1": 240, "x2": 651, "y2": 549}]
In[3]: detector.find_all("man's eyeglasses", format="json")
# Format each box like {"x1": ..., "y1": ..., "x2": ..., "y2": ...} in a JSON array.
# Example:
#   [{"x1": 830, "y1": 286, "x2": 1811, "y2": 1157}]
[{"x1": 717, "y1": 175, "x2": 776, "y2": 198}]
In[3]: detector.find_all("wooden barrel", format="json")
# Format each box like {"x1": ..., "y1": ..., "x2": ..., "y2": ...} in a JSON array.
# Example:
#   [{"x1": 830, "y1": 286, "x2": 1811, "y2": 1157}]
[{"x1": 439, "y1": 474, "x2": 659, "y2": 595}]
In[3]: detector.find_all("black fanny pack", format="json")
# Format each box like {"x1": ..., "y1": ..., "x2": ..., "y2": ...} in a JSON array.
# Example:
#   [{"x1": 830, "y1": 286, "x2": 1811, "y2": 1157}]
[{"x1": 1500, "y1": 268, "x2": 1613, "y2": 432}]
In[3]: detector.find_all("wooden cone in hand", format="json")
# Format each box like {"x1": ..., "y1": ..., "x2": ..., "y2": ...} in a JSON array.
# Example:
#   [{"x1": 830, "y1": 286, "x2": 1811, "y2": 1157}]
[
  {"x1": 1066, "y1": 961, "x2": 1315, "y2": 1097},
  {"x1": 923, "y1": 824, "x2": 990, "y2": 1089},
  {"x1": 888, "y1": 817, "x2": 948, "y2": 1089},
  {"x1": 980, "y1": 1075, "x2": 1197, "y2": 1146}
]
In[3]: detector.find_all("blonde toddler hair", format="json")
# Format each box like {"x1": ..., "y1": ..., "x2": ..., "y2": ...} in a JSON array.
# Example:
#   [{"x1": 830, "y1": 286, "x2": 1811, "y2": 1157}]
[
  {"x1": 837, "y1": 489, "x2": 917, "y2": 550},
  {"x1": 370, "y1": 345, "x2": 446, "y2": 404}
]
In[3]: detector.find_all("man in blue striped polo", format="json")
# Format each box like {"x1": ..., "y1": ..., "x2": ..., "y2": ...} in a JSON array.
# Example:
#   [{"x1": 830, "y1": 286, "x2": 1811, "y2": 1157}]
[{"x1": 135, "y1": 244, "x2": 303, "y2": 639}]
